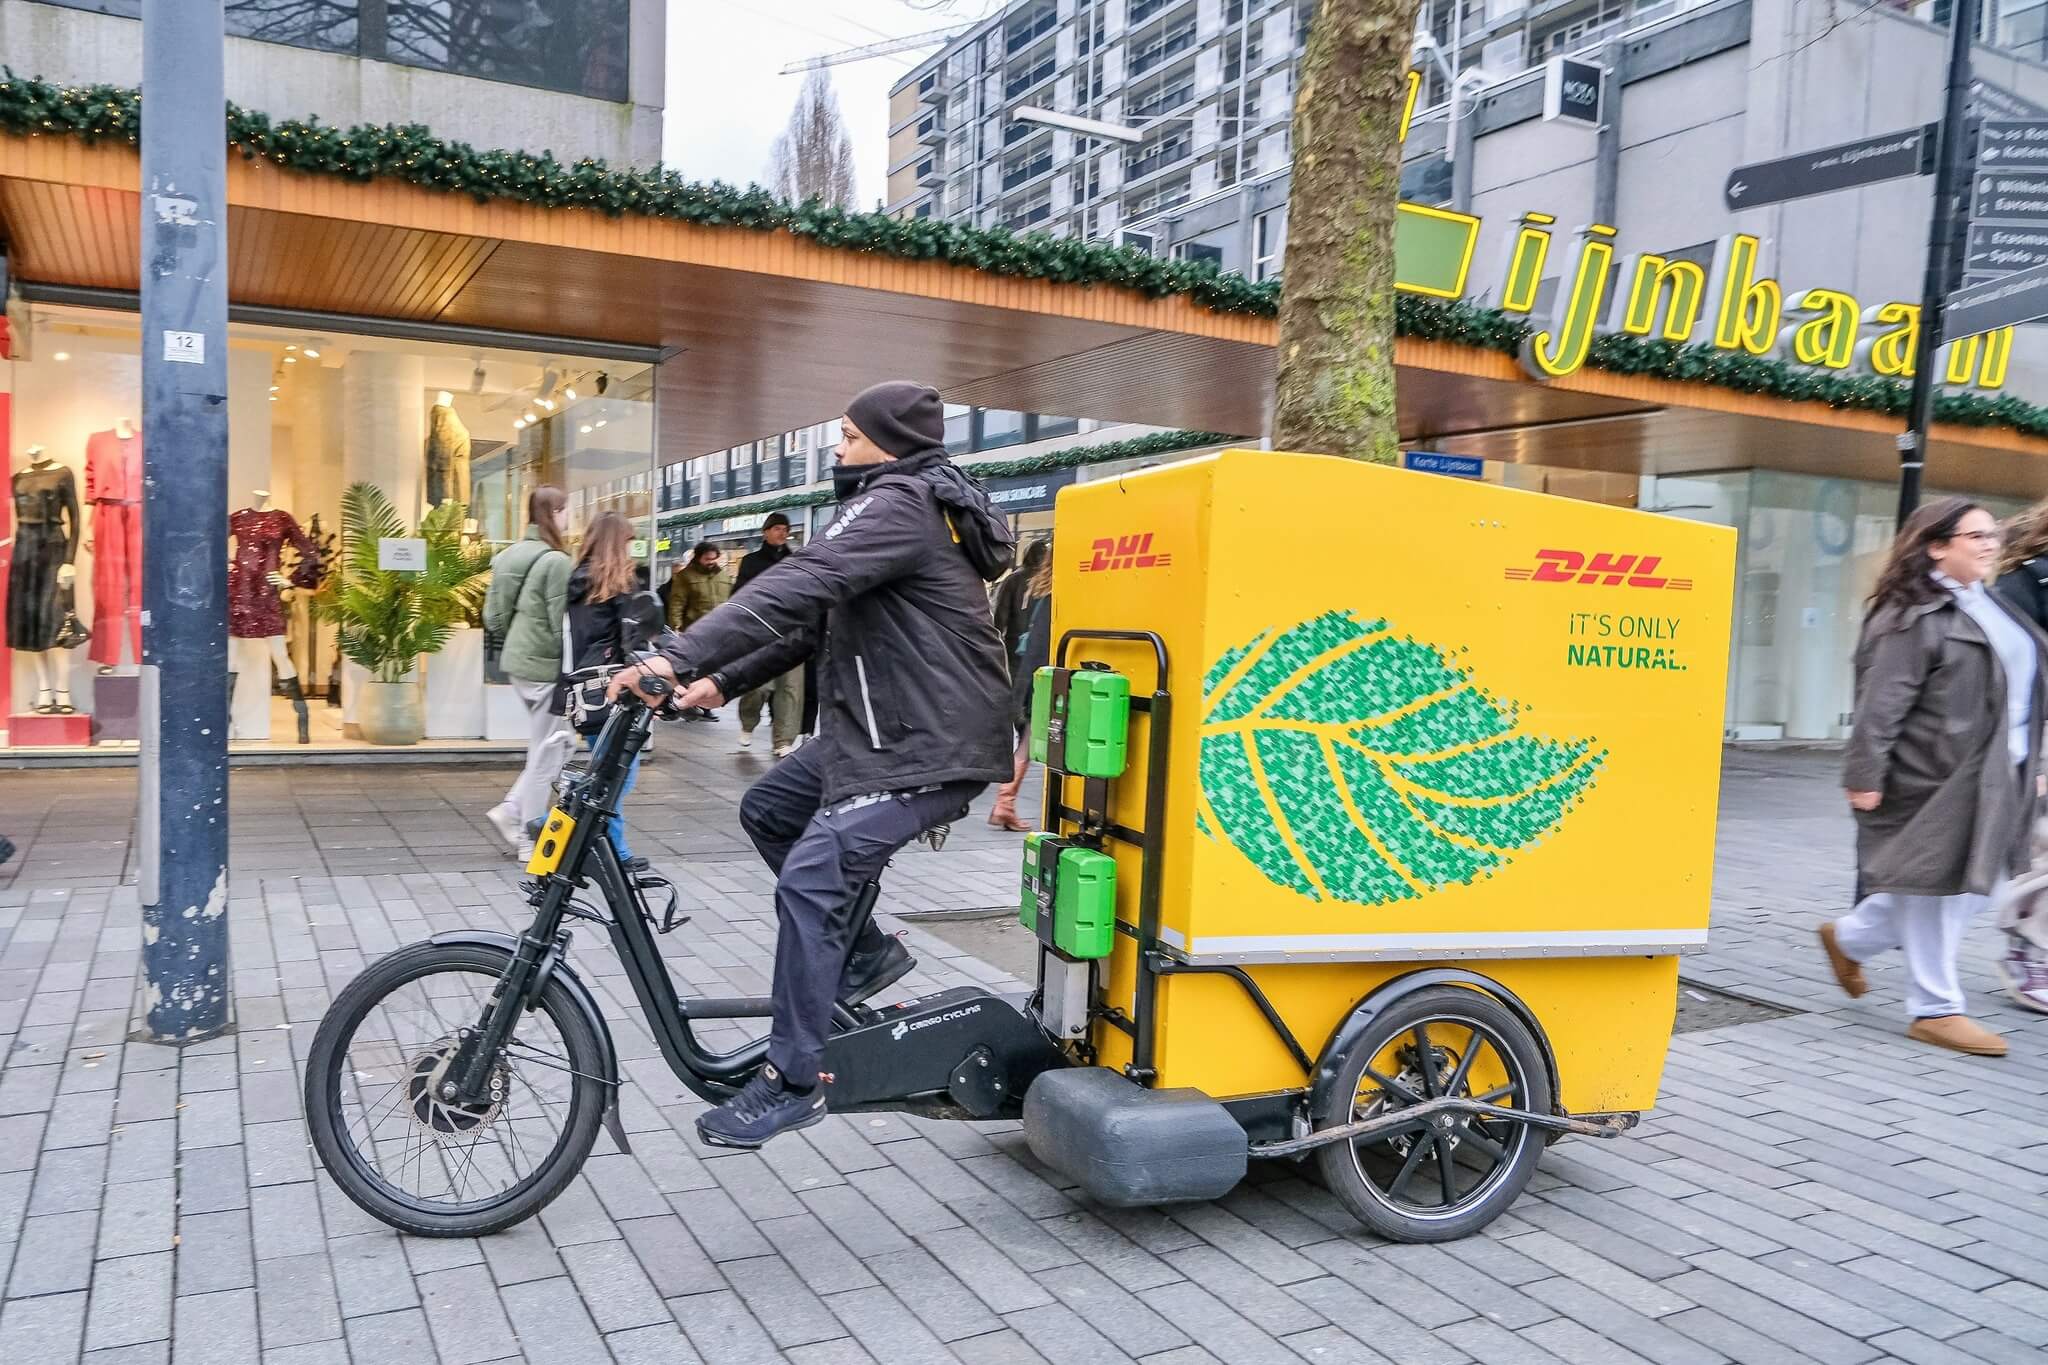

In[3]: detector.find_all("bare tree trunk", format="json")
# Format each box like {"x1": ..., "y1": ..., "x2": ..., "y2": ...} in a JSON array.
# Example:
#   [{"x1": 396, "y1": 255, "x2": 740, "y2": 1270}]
[{"x1": 1272, "y1": 0, "x2": 1423, "y2": 462}]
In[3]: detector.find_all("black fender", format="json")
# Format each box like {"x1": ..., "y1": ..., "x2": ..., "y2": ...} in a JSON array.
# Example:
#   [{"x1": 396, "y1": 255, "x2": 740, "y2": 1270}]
[
  {"x1": 1307, "y1": 968, "x2": 1562, "y2": 1125},
  {"x1": 428, "y1": 929, "x2": 631, "y2": 1154}
]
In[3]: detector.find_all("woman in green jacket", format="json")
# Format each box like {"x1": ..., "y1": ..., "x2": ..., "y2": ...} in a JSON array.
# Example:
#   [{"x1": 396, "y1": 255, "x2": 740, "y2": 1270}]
[{"x1": 482, "y1": 486, "x2": 573, "y2": 860}]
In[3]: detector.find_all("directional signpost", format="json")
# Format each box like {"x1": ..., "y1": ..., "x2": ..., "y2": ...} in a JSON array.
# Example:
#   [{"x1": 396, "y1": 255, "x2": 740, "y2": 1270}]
[
  {"x1": 1723, "y1": 124, "x2": 1935, "y2": 210},
  {"x1": 1965, "y1": 221, "x2": 2048, "y2": 275},
  {"x1": 1946, "y1": 260, "x2": 2048, "y2": 343},
  {"x1": 1977, "y1": 119, "x2": 2048, "y2": 171}
]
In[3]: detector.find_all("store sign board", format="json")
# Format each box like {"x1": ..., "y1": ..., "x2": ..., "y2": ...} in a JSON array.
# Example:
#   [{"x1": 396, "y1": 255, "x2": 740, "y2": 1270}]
[
  {"x1": 1542, "y1": 58, "x2": 1602, "y2": 129},
  {"x1": 1947, "y1": 260, "x2": 2048, "y2": 342},
  {"x1": 629, "y1": 539, "x2": 649, "y2": 559},
  {"x1": 1721, "y1": 124, "x2": 1934, "y2": 211},
  {"x1": 1382, "y1": 74, "x2": 2015, "y2": 390},
  {"x1": 1971, "y1": 171, "x2": 2048, "y2": 224},
  {"x1": 981, "y1": 466, "x2": 1077, "y2": 515},
  {"x1": 377, "y1": 538, "x2": 427, "y2": 571},
  {"x1": 1403, "y1": 451, "x2": 1485, "y2": 479}
]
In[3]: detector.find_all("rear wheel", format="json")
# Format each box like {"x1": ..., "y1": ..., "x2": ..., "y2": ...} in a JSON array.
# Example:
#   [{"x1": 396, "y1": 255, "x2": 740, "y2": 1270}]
[
  {"x1": 305, "y1": 941, "x2": 607, "y2": 1237},
  {"x1": 1313, "y1": 985, "x2": 1551, "y2": 1243}
]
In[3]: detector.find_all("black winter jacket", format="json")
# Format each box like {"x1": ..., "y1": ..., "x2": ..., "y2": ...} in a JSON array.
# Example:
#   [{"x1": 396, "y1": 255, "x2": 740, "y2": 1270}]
[
  {"x1": 1996, "y1": 556, "x2": 2048, "y2": 632},
  {"x1": 657, "y1": 452, "x2": 1014, "y2": 803},
  {"x1": 556, "y1": 565, "x2": 663, "y2": 725},
  {"x1": 735, "y1": 541, "x2": 792, "y2": 592}
]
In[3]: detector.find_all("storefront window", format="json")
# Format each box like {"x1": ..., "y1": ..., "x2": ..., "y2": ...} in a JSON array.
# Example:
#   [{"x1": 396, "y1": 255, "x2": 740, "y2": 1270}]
[
  {"x1": 1636, "y1": 469, "x2": 2027, "y2": 741},
  {"x1": 0, "y1": 301, "x2": 654, "y2": 754}
]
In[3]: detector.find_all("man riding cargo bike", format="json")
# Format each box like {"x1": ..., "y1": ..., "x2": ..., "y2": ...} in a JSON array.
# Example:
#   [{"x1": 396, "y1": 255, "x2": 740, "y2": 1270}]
[{"x1": 610, "y1": 380, "x2": 1018, "y2": 1147}]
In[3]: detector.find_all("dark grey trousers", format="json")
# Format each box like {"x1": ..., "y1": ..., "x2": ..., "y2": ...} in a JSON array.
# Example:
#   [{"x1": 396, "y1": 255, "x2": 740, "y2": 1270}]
[{"x1": 738, "y1": 740, "x2": 982, "y2": 1087}]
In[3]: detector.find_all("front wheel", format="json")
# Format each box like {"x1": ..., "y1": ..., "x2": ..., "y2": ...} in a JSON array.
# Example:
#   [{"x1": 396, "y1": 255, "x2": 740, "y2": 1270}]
[
  {"x1": 305, "y1": 941, "x2": 607, "y2": 1237},
  {"x1": 1313, "y1": 985, "x2": 1552, "y2": 1243}
]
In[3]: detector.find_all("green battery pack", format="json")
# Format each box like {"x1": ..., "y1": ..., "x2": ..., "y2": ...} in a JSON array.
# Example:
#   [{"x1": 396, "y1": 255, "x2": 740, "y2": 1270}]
[
  {"x1": 1028, "y1": 667, "x2": 1131, "y2": 777},
  {"x1": 1053, "y1": 847, "x2": 1118, "y2": 960},
  {"x1": 1019, "y1": 832, "x2": 1069, "y2": 936}
]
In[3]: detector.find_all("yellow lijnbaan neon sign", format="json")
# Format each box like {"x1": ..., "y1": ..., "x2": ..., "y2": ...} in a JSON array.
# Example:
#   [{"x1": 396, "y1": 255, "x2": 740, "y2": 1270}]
[{"x1": 1394, "y1": 72, "x2": 2015, "y2": 391}]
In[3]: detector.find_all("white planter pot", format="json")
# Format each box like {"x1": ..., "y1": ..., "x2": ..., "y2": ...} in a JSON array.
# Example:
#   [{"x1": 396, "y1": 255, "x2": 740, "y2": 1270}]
[
  {"x1": 485, "y1": 683, "x2": 532, "y2": 741},
  {"x1": 425, "y1": 628, "x2": 486, "y2": 739},
  {"x1": 359, "y1": 679, "x2": 424, "y2": 746}
]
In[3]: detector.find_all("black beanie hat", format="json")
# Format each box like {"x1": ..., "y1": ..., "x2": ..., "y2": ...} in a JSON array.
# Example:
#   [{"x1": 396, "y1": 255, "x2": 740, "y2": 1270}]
[
  {"x1": 845, "y1": 381, "x2": 945, "y2": 460},
  {"x1": 764, "y1": 512, "x2": 791, "y2": 530}
]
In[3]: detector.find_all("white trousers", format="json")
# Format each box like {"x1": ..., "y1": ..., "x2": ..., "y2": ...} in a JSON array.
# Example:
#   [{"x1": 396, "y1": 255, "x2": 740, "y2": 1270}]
[
  {"x1": 503, "y1": 680, "x2": 572, "y2": 828},
  {"x1": 1833, "y1": 891, "x2": 1989, "y2": 1019}
]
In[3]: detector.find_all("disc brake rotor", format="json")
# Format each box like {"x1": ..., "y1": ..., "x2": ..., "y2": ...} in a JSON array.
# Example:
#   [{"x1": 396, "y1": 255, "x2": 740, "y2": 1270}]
[{"x1": 405, "y1": 1037, "x2": 507, "y2": 1136}]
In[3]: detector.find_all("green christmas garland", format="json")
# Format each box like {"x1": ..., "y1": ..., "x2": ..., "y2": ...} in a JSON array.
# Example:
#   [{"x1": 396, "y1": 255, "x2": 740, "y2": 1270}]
[
  {"x1": 660, "y1": 429, "x2": 1240, "y2": 531},
  {"x1": 6, "y1": 70, "x2": 2048, "y2": 439}
]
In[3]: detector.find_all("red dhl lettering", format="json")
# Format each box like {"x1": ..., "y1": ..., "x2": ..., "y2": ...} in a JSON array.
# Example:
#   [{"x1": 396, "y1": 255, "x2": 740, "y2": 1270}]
[
  {"x1": 1503, "y1": 549, "x2": 1690, "y2": 590},
  {"x1": 1079, "y1": 532, "x2": 1173, "y2": 573}
]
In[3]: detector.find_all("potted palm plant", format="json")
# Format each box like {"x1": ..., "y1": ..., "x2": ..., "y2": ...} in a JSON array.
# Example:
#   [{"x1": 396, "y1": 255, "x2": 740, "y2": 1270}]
[{"x1": 319, "y1": 483, "x2": 494, "y2": 745}]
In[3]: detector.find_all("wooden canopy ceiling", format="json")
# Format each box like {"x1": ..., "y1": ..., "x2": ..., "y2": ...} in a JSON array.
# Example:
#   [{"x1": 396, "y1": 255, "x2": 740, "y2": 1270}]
[{"x1": 3, "y1": 131, "x2": 2046, "y2": 490}]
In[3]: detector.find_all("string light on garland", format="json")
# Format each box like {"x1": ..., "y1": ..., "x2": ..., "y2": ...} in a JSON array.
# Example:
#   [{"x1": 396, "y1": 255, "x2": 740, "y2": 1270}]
[{"x1": 5, "y1": 69, "x2": 2048, "y2": 438}]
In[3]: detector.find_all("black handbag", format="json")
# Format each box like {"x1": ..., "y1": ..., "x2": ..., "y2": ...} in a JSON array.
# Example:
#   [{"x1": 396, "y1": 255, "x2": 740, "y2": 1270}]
[{"x1": 51, "y1": 610, "x2": 90, "y2": 651}]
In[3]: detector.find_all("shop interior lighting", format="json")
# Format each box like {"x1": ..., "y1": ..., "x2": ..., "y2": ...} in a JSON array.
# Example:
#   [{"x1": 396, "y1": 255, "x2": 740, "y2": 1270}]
[
  {"x1": 52, "y1": 351, "x2": 70, "y2": 362},
  {"x1": 303, "y1": 347, "x2": 320, "y2": 359},
  {"x1": 283, "y1": 355, "x2": 297, "y2": 364},
  {"x1": 563, "y1": 387, "x2": 578, "y2": 402},
  {"x1": 579, "y1": 424, "x2": 593, "y2": 434}
]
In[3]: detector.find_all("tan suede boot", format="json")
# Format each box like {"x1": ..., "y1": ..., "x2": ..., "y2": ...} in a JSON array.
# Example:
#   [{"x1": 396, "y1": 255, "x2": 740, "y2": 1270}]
[{"x1": 1906, "y1": 1015, "x2": 2008, "y2": 1056}]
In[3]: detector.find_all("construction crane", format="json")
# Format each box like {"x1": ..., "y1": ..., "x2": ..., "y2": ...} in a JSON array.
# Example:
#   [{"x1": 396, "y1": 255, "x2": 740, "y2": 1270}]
[{"x1": 778, "y1": 26, "x2": 973, "y2": 75}]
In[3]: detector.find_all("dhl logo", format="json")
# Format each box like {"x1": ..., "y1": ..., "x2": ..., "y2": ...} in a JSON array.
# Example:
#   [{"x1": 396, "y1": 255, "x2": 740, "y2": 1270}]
[
  {"x1": 1504, "y1": 550, "x2": 1692, "y2": 591},
  {"x1": 1079, "y1": 532, "x2": 1173, "y2": 574}
]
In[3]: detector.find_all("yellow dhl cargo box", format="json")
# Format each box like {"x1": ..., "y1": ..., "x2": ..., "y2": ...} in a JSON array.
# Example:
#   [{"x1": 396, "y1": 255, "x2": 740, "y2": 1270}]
[{"x1": 1046, "y1": 450, "x2": 1735, "y2": 1114}]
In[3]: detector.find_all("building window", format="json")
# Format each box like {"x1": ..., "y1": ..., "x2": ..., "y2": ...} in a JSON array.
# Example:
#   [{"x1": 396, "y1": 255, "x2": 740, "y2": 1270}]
[
  {"x1": 977, "y1": 410, "x2": 1026, "y2": 450},
  {"x1": 1253, "y1": 208, "x2": 1287, "y2": 281}
]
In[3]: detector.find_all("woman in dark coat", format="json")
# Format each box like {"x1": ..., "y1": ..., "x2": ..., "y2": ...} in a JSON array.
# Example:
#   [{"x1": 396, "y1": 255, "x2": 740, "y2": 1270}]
[{"x1": 1821, "y1": 497, "x2": 2048, "y2": 1054}]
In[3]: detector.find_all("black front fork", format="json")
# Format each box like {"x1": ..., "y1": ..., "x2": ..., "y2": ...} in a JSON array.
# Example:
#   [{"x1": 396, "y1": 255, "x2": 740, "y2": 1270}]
[{"x1": 447, "y1": 704, "x2": 647, "y2": 1106}]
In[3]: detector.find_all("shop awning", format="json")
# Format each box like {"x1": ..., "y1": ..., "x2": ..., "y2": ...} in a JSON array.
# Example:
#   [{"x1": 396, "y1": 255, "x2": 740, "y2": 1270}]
[{"x1": 4, "y1": 131, "x2": 2047, "y2": 489}]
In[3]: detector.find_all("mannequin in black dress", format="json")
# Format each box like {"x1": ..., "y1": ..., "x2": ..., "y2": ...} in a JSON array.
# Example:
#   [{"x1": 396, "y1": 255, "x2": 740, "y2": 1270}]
[{"x1": 8, "y1": 447, "x2": 82, "y2": 714}]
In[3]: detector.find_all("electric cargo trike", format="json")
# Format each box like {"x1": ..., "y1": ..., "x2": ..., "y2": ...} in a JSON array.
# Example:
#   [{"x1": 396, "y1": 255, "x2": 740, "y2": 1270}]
[{"x1": 305, "y1": 451, "x2": 1734, "y2": 1243}]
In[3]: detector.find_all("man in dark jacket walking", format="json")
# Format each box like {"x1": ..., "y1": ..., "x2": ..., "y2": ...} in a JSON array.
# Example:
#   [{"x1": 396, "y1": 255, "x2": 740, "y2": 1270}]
[
  {"x1": 733, "y1": 513, "x2": 805, "y2": 755},
  {"x1": 612, "y1": 381, "x2": 1014, "y2": 1148}
]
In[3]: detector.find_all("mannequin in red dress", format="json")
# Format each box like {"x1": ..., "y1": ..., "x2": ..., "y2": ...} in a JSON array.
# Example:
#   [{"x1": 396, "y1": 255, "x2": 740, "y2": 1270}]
[{"x1": 229, "y1": 491, "x2": 321, "y2": 742}]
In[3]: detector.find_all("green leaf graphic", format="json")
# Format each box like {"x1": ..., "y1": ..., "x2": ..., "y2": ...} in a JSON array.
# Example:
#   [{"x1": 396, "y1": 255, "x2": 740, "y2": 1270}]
[{"x1": 1198, "y1": 611, "x2": 1604, "y2": 906}]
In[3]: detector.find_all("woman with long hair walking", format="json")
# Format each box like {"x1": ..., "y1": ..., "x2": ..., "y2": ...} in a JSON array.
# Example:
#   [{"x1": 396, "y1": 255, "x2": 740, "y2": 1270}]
[
  {"x1": 1819, "y1": 497, "x2": 2048, "y2": 1054},
  {"x1": 482, "y1": 486, "x2": 573, "y2": 863},
  {"x1": 563, "y1": 511, "x2": 664, "y2": 873}
]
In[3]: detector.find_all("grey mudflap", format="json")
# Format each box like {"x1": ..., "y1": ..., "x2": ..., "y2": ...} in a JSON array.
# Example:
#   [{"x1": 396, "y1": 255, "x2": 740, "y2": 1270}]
[{"x1": 1022, "y1": 1066, "x2": 1248, "y2": 1207}]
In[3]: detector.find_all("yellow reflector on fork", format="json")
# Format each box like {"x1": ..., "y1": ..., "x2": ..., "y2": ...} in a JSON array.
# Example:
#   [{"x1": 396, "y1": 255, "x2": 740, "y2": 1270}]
[{"x1": 526, "y1": 809, "x2": 576, "y2": 875}]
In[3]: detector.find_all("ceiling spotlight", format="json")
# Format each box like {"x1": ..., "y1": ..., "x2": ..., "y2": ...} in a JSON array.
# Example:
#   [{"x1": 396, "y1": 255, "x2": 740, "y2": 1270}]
[
  {"x1": 268, "y1": 395, "x2": 278, "y2": 403},
  {"x1": 512, "y1": 416, "x2": 526, "y2": 429},
  {"x1": 285, "y1": 344, "x2": 298, "y2": 352},
  {"x1": 269, "y1": 384, "x2": 279, "y2": 393},
  {"x1": 283, "y1": 355, "x2": 298, "y2": 365},
  {"x1": 52, "y1": 351, "x2": 70, "y2": 362},
  {"x1": 594, "y1": 419, "x2": 607, "y2": 429},
  {"x1": 538, "y1": 398, "x2": 556, "y2": 411},
  {"x1": 579, "y1": 423, "x2": 593, "y2": 434},
  {"x1": 563, "y1": 387, "x2": 578, "y2": 402},
  {"x1": 303, "y1": 347, "x2": 321, "y2": 359}
]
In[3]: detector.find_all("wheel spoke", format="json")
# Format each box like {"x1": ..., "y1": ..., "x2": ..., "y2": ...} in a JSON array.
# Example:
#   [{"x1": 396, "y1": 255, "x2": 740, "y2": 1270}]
[
  {"x1": 1433, "y1": 1133, "x2": 1458, "y2": 1204},
  {"x1": 1361, "y1": 1064, "x2": 1426, "y2": 1107},
  {"x1": 1444, "y1": 1027, "x2": 1483, "y2": 1097},
  {"x1": 1387, "y1": 1137, "x2": 1433, "y2": 1201},
  {"x1": 1459, "y1": 1123, "x2": 1508, "y2": 1163},
  {"x1": 1412, "y1": 1024, "x2": 1440, "y2": 1097},
  {"x1": 1475, "y1": 1082, "x2": 1517, "y2": 1105}
]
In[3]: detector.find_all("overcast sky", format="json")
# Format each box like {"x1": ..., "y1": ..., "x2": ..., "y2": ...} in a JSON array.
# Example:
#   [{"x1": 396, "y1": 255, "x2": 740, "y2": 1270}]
[{"x1": 663, "y1": 1, "x2": 995, "y2": 208}]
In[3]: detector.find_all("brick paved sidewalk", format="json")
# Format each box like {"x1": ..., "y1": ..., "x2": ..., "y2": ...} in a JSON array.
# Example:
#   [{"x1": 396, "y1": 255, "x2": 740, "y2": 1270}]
[{"x1": 3, "y1": 735, "x2": 2047, "y2": 1364}]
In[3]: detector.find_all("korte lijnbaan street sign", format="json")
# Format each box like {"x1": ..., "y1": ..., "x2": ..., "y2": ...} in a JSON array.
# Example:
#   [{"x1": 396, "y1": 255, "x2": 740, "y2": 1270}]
[{"x1": 1393, "y1": 73, "x2": 2015, "y2": 391}]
